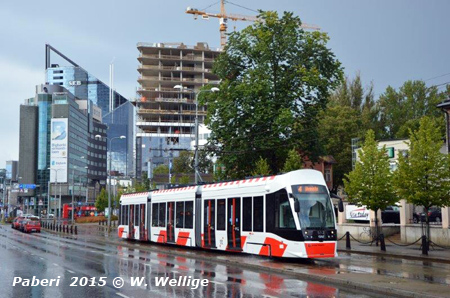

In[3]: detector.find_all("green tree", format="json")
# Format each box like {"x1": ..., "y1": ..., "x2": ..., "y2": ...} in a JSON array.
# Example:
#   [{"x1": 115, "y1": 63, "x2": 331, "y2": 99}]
[
  {"x1": 198, "y1": 150, "x2": 214, "y2": 174},
  {"x1": 179, "y1": 175, "x2": 190, "y2": 185},
  {"x1": 153, "y1": 164, "x2": 169, "y2": 175},
  {"x1": 343, "y1": 130, "x2": 397, "y2": 240},
  {"x1": 394, "y1": 116, "x2": 450, "y2": 244},
  {"x1": 252, "y1": 157, "x2": 271, "y2": 176},
  {"x1": 173, "y1": 151, "x2": 193, "y2": 174},
  {"x1": 378, "y1": 80, "x2": 446, "y2": 139},
  {"x1": 319, "y1": 106, "x2": 362, "y2": 191},
  {"x1": 95, "y1": 188, "x2": 108, "y2": 212},
  {"x1": 203, "y1": 11, "x2": 342, "y2": 179},
  {"x1": 283, "y1": 149, "x2": 303, "y2": 173}
]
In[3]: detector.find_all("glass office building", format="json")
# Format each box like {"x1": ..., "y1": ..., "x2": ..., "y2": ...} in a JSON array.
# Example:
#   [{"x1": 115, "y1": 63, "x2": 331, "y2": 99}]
[
  {"x1": 102, "y1": 101, "x2": 134, "y2": 177},
  {"x1": 45, "y1": 45, "x2": 134, "y2": 179}
]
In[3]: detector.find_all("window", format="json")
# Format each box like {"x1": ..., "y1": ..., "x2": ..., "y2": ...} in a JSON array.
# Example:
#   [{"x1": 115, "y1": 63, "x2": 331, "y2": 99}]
[
  {"x1": 217, "y1": 199, "x2": 226, "y2": 230},
  {"x1": 159, "y1": 203, "x2": 166, "y2": 227},
  {"x1": 185, "y1": 201, "x2": 193, "y2": 229},
  {"x1": 135, "y1": 204, "x2": 139, "y2": 227},
  {"x1": 325, "y1": 169, "x2": 331, "y2": 182},
  {"x1": 243, "y1": 197, "x2": 252, "y2": 231},
  {"x1": 266, "y1": 189, "x2": 295, "y2": 231},
  {"x1": 152, "y1": 203, "x2": 159, "y2": 226},
  {"x1": 253, "y1": 196, "x2": 263, "y2": 232},
  {"x1": 176, "y1": 201, "x2": 184, "y2": 228}
]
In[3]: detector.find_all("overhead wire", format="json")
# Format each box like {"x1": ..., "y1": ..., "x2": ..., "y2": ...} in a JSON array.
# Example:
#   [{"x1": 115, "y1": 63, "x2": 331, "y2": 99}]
[
  {"x1": 225, "y1": 0, "x2": 259, "y2": 13},
  {"x1": 200, "y1": 1, "x2": 220, "y2": 11}
]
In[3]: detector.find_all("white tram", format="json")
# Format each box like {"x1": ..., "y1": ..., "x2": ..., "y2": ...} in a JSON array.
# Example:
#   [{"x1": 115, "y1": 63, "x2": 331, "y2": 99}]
[{"x1": 118, "y1": 169, "x2": 342, "y2": 259}]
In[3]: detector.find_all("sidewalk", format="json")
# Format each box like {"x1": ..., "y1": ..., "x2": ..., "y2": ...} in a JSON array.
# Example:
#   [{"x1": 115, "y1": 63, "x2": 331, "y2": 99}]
[{"x1": 337, "y1": 234, "x2": 450, "y2": 263}]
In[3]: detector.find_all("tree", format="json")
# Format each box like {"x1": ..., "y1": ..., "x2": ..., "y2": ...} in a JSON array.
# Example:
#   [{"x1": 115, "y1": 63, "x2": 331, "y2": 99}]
[
  {"x1": 319, "y1": 106, "x2": 362, "y2": 191},
  {"x1": 173, "y1": 151, "x2": 193, "y2": 174},
  {"x1": 394, "y1": 116, "x2": 450, "y2": 245},
  {"x1": 343, "y1": 130, "x2": 397, "y2": 241},
  {"x1": 283, "y1": 149, "x2": 303, "y2": 173},
  {"x1": 251, "y1": 157, "x2": 271, "y2": 176},
  {"x1": 377, "y1": 80, "x2": 446, "y2": 139},
  {"x1": 95, "y1": 188, "x2": 108, "y2": 212},
  {"x1": 202, "y1": 11, "x2": 342, "y2": 179},
  {"x1": 179, "y1": 175, "x2": 190, "y2": 185},
  {"x1": 153, "y1": 164, "x2": 169, "y2": 175}
]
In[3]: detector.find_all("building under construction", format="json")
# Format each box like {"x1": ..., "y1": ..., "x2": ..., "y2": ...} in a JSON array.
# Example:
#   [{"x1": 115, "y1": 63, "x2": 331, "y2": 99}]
[{"x1": 134, "y1": 42, "x2": 221, "y2": 181}]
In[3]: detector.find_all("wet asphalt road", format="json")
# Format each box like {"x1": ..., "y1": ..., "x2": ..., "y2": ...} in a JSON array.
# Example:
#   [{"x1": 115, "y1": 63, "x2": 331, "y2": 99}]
[{"x1": 0, "y1": 225, "x2": 378, "y2": 298}]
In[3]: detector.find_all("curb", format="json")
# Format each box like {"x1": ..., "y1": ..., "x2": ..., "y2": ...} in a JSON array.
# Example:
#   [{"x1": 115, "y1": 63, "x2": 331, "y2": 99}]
[{"x1": 338, "y1": 248, "x2": 450, "y2": 264}]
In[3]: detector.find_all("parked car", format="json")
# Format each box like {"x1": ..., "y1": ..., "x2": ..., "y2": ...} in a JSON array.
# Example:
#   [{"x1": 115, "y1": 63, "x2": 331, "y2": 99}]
[
  {"x1": 414, "y1": 207, "x2": 442, "y2": 223},
  {"x1": 42, "y1": 214, "x2": 54, "y2": 219},
  {"x1": 23, "y1": 220, "x2": 41, "y2": 233},
  {"x1": 11, "y1": 217, "x2": 24, "y2": 229},
  {"x1": 18, "y1": 219, "x2": 29, "y2": 232},
  {"x1": 381, "y1": 206, "x2": 400, "y2": 224}
]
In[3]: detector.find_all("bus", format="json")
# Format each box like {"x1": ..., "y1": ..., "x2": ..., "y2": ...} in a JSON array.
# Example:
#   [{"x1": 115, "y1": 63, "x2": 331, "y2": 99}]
[
  {"x1": 118, "y1": 169, "x2": 343, "y2": 259},
  {"x1": 62, "y1": 203, "x2": 97, "y2": 219}
]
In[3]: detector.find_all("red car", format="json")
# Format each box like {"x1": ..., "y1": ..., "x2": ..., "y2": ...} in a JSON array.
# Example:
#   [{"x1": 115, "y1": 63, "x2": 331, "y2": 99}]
[
  {"x1": 23, "y1": 220, "x2": 41, "y2": 233},
  {"x1": 11, "y1": 217, "x2": 24, "y2": 229}
]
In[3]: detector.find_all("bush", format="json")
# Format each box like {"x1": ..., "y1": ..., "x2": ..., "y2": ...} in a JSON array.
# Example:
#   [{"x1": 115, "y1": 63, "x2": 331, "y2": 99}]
[{"x1": 75, "y1": 215, "x2": 118, "y2": 223}]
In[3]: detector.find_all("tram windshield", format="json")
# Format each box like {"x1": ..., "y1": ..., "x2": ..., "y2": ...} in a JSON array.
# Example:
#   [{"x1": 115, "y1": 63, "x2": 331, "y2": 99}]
[{"x1": 292, "y1": 185, "x2": 335, "y2": 229}]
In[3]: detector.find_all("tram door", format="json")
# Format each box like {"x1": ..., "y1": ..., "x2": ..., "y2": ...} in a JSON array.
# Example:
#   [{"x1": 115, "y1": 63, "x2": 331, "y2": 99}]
[
  {"x1": 203, "y1": 200, "x2": 216, "y2": 248},
  {"x1": 129, "y1": 205, "x2": 135, "y2": 240},
  {"x1": 227, "y1": 198, "x2": 241, "y2": 250},
  {"x1": 167, "y1": 202, "x2": 175, "y2": 243}
]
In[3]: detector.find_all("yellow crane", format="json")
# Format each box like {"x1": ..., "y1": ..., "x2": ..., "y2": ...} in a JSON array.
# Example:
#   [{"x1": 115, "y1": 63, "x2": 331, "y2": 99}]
[{"x1": 186, "y1": 0, "x2": 320, "y2": 47}]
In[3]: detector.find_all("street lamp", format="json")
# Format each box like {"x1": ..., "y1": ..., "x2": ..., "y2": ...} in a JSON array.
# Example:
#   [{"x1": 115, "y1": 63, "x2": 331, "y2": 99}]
[
  {"x1": 95, "y1": 134, "x2": 126, "y2": 229},
  {"x1": 173, "y1": 85, "x2": 219, "y2": 184}
]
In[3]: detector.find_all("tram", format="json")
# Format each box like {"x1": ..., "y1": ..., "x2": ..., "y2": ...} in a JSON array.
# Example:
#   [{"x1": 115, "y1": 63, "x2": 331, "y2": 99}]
[{"x1": 118, "y1": 169, "x2": 343, "y2": 258}]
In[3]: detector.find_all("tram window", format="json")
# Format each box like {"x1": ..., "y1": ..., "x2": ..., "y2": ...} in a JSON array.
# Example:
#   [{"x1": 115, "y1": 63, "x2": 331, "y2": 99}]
[
  {"x1": 176, "y1": 201, "x2": 184, "y2": 228},
  {"x1": 266, "y1": 189, "x2": 296, "y2": 231},
  {"x1": 152, "y1": 203, "x2": 159, "y2": 226},
  {"x1": 185, "y1": 201, "x2": 193, "y2": 229},
  {"x1": 243, "y1": 197, "x2": 252, "y2": 231},
  {"x1": 217, "y1": 199, "x2": 226, "y2": 231},
  {"x1": 159, "y1": 203, "x2": 166, "y2": 227},
  {"x1": 253, "y1": 196, "x2": 263, "y2": 232},
  {"x1": 140, "y1": 204, "x2": 145, "y2": 227},
  {"x1": 122, "y1": 205, "x2": 130, "y2": 225},
  {"x1": 135, "y1": 204, "x2": 139, "y2": 226}
]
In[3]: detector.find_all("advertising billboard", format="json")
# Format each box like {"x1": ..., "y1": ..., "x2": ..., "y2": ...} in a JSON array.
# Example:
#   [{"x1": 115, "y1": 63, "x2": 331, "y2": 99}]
[
  {"x1": 345, "y1": 204, "x2": 370, "y2": 221},
  {"x1": 50, "y1": 118, "x2": 68, "y2": 183}
]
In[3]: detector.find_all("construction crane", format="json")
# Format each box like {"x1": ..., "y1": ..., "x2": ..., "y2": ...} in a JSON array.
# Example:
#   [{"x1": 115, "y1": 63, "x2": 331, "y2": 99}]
[{"x1": 186, "y1": 0, "x2": 321, "y2": 47}]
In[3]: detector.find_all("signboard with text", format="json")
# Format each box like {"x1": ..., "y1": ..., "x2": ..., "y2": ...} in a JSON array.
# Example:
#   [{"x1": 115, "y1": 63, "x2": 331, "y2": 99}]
[
  {"x1": 50, "y1": 118, "x2": 68, "y2": 183},
  {"x1": 345, "y1": 204, "x2": 370, "y2": 221}
]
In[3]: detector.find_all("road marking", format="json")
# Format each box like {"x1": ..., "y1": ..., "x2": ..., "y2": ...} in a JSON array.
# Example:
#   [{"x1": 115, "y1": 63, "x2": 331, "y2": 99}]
[
  {"x1": 67, "y1": 270, "x2": 75, "y2": 274},
  {"x1": 116, "y1": 293, "x2": 130, "y2": 298},
  {"x1": 53, "y1": 263, "x2": 59, "y2": 267}
]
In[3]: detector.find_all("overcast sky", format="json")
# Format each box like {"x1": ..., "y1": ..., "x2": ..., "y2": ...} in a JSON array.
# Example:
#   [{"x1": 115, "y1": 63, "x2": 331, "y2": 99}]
[{"x1": 0, "y1": 0, "x2": 449, "y2": 167}]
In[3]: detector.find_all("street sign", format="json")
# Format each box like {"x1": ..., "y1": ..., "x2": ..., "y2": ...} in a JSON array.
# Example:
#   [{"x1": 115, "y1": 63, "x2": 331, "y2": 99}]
[{"x1": 19, "y1": 184, "x2": 36, "y2": 189}]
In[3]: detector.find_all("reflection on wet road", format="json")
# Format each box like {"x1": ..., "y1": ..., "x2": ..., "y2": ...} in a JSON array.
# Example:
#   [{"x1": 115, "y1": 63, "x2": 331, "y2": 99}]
[{"x1": 0, "y1": 226, "x2": 375, "y2": 298}]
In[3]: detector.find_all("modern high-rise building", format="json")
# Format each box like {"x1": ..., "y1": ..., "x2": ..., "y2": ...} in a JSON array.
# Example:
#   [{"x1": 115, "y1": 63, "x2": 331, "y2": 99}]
[
  {"x1": 134, "y1": 42, "x2": 221, "y2": 180},
  {"x1": 5, "y1": 161, "x2": 18, "y2": 181},
  {"x1": 18, "y1": 84, "x2": 107, "y2": 216},
  {"x1": 45, "y1": 44, "x2": 134, "y2": 178}
]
